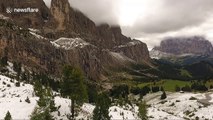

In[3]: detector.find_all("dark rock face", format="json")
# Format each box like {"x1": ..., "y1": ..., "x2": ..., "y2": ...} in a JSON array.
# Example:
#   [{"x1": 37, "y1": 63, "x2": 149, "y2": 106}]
[
  {"x1": 0, "y1": 0, "x2": 150, "y2": 80},
  {"x1": 153, "y1": 36, "x2": 213, "y2": 55}
]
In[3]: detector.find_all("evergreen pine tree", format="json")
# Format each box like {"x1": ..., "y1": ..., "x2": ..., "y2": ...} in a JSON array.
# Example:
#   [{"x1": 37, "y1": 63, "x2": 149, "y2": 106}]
[
  {"x1": 138, "y1": 101, "x2": 148, "y2": 120},
  {"x1": 30, "y1": 108, "x2": 54, "y2": 120},
  {"x1": 160, "y1": 91, "x2": 167, "y2": 100},
  {"x1": 25, "y1": 96, "x2": 31, "y2": 103},
  {"x1": 13, "y1": 61, "x2": 22, "y2": 80},
  {"x1": 4, "y1": 111, "x2": 12, "y2": 120},
  {"x1": 93, "y1": 93, "x2": 111, "y2": 120},
  {"x1": 61, "y1": 65, "x2": 88, "y2": 119},
  {"x1": 1, "y1": 56, "x2": 8, "y2": 67},
  {"x1": 34, "y1": 80, "x2": 43, "y2": 97}
]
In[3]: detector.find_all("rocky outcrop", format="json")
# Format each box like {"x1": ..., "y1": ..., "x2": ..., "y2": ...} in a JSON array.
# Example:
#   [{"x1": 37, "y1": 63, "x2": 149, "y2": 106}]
[
  {"x1": 152, "y1": 36, "x2": 213, "y2": 56},
  {"x1": 114, "y1": 40, "x2": 150, "y2": 63},
  {"x1": 0, "y1": 0, "x2": 151, "y2": 80}
]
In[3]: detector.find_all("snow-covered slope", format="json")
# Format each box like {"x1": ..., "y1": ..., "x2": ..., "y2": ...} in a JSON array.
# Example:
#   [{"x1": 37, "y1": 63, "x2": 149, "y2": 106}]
[
  {"x1": 109, "y1": 105, "x2": 139, "y2": 120},
  {"x1": 0, "y1": 74, "x2": 95, "y2": 120},
  {"x1": 51, "y1": 37, "x2": 90, "y2": 50},
  {"x1": 117, "y1": 40, "x2": 142, "y2": 48},
  {"x1": 0, "y1": 74, "x2": 140, "y2": 120},
  {"x1": 149, "y1": 49, "x2": 173, "y2": 59},
  {"x1": 147, "y1": 92, "x2": 213, "y2": 120},
  {"x1": 0, "y1": 75, "x2": 38, "y2": 119}
]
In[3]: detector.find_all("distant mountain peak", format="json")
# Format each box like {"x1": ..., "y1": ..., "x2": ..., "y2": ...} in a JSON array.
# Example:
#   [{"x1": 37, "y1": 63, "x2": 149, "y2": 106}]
[{"x1": 152, "y1": 36, "x2": 213, "y2": 57}]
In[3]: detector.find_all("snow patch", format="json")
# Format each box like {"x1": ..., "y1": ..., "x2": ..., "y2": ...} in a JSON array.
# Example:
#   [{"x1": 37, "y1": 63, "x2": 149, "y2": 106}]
[
  {"x1": 51, "y1": 37, "x2": 90, "y2": 50},
  {"x1": 209, "y1": 93, "x2": 213, "y2": 103},
  {"x1": 6, "y1": 62, "x2": 17, "y2": 75},
  {"x1": 147, "y1": 92, "x2": 213, "y2": 120},
  {"x1": 109, "y1": 105, "x2": 139, "y2": 120},
  {"x1": 28, "y1": 28, "x2": 40, "y2": 33},
  {"x1": 29, "y1": 32, "x2": 46, "y2": 40},
  {"x1": 109, "y1": 52, "x2": 134, "y2": 62},
  {"x1": 117, "y1": 40, "x2": 141, "y2": 48}
]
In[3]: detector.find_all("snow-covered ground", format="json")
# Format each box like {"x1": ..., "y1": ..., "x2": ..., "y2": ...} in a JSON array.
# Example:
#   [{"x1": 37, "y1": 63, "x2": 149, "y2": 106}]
[
  {"x1": 0, "y1": 75, "x2": 38, "y2": 119},
  {"x1": 147, "y1": 92, "x2": 213, "y2": 120},
  {"x1": 0, "y1": 74, "x2": 96, "y2": 120},
  {"x1": 1, "y1": 73, "x2": 213, "y2": 120},
  {"x1": 0, "y1": 73, "x2": 140, "y2": 120},
  {"x1": 210, "y1": 92, "x2": 213, "y2": 103},
  {"x1": 109, "y1": 105, "x2": 139, "y2": 120}
]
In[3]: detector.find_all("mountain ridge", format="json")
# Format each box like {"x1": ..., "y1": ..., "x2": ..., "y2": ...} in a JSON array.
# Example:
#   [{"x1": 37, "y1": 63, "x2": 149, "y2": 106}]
[
  {"x1": 0, "y1": 0, "x2": 151, "y2": 81},
  {"x1": 150, "y1": 36, "x2": 213, "y2": 61}
]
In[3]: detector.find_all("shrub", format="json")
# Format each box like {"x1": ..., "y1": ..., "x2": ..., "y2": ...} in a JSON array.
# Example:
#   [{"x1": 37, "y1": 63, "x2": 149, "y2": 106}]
[
  {"x1": 15, "y1": 82, "x2": 20, "y2": 87},
  {"x1": 191, "y1": 82, "x2": 208, "y2": 91},
  {"x1": 169, "y1": 102, "x2": 175, "y2": 106},
  {"x1": 152, "y1": 86, "x2": 160, "y2": 93},
  {"x1": 160, "y1": 91, "x2": 167, "y2": 100},
  {"x1": 159, "y1": 100, "x2": 167, "y2": 104},
  {"x1": 30, "y1": 108, "x2": 53, "y2": 120},
  {"x1": 181, "y1": 85, "x2": 191, "y2": 92},
  {"x1": 210, "y1": 85, "x2": 213, "y2": 89},
  {"x1": 130, "y1": 87, "x2": 141, "y2": 95},
  {"x1": 25, "y1": 97, "x2": 30, "y2": 103},
  {"x1": 138, "y1": 101, "x2": 148, "y2": 120},
  {"x1": 175, "y1": 85, "x2": 181, "y2": 92},
  {"x1": 7, "y1": 84, "x2": 11, "y2": 87},
  {"x1": 110, "y1": 85, "x2": 129, "y2": 98},
  {"x1": 2, "y1": 81, "x2": 6, "y2": 85}
]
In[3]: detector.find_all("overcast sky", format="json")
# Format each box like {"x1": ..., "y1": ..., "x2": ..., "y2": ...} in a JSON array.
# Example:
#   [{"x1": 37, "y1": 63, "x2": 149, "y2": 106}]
[{"x1": 44, "y1": 0, "x2": 213, "y2": 49}]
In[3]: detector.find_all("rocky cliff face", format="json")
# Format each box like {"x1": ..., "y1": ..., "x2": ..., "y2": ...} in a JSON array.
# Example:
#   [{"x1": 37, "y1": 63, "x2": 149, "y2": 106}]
[
  {"x1": 152, "y1": 36, "x2": 213, "y2": 56},
  {"x1": 0, "y1": 0, "x2": 150, "y2": 80}
]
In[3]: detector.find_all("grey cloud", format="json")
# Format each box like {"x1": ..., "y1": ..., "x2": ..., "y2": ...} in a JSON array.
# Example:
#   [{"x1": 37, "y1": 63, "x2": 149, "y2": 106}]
[
  {"x1": 43, "y1": 0, "x2": 213, "y2": 48},
  {"x1": 44, "y1": 0, "x2": 213, "y2": 34},
  {"x1": 43, "y1": 0, "x2": 120, "y2": 25},
  {"x1": 124, "y1": 0, "x2": 213, "y2": 36},
  {"x1": 68, "y1": 0, "x2": 120, "y2": 25}
]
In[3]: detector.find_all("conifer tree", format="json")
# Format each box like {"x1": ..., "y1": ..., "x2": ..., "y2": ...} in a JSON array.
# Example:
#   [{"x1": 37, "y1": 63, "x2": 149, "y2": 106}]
[
  {"x1": 4, "y1": 111, "x2": 12, "y2": 120},
  {"x1": 93, "y1": 93, "x2": 111, "y2": 120},
  {"x1": 138, "y1": 101, "x2": 148, "y2": 120},
  {"x1": 1, "y1": 56, "x2": 8, "y2": 67},
  {"x1": 160, "y1": 91, "x2": 167, "y2": 100},
  {"x1": 61, "y1": 65, "x2": 88, "y2": 119}
]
